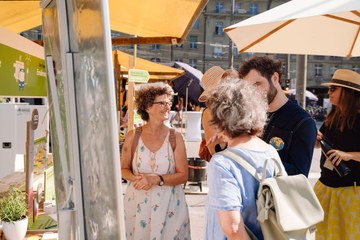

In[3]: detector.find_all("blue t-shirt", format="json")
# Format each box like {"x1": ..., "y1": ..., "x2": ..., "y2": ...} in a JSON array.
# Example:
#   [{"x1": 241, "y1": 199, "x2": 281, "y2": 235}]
[{"x1": 205, "y1": 146, "x2": 285, "y2": 240}]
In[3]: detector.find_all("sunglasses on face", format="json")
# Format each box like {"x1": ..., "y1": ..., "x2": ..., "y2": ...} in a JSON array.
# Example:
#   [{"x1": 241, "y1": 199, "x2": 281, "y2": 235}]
[
  {"x1": 328, "y1": 86, "x2": 338, "y2": 93},
  {"x1": 153, "y1": 101, "x2": 172, "y2": 108}
]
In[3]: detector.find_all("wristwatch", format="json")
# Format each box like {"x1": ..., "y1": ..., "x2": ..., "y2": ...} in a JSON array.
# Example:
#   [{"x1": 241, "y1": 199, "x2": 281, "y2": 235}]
[{"x1": 158, "y1": 175, "x2": 164, "y2": 186}]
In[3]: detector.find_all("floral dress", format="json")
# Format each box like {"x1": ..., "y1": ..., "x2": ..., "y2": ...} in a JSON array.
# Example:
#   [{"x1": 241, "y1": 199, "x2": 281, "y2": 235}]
[{"x1": 124, "y1": 131, "x2": 191, "y2": 240}]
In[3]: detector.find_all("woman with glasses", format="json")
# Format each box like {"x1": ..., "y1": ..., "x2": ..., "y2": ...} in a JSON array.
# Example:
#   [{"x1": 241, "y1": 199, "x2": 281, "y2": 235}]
[
  {"x1": 121, "y1": 83, "x2": 191, "y2": 239},
  {"x1": 314, "y1": 69, "x2": 360, "y2": 240}
]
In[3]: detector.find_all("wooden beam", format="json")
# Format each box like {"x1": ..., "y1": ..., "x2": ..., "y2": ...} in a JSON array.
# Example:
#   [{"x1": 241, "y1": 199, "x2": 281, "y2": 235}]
[
  {"x1": 112, "y1": 37, "x2": 181, "y2": 45},
  {"x1": 34, "y1": 37, "x2": 183, "y2": 46},
  {"x1": 119, "y1": 70, "x2": 183, "y2": 76},
  {"x1": 33, "y1": 40, "x2": 43, "y2": 46}
]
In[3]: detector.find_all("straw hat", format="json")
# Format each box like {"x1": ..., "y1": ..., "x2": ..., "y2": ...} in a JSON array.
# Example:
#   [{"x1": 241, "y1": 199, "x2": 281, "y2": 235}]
[
  {"x1": 199, "y1": 66, "x2": 240, "y2": 102},
  {"x1": 322, "y1": 69, "x2": 360, "y2": 92}
]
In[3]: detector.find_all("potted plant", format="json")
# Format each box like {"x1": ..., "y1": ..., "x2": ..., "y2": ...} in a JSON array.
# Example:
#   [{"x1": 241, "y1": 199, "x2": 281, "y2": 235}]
[{"x1": 0, "y1": 187, "x2": 28, "y2": 240}]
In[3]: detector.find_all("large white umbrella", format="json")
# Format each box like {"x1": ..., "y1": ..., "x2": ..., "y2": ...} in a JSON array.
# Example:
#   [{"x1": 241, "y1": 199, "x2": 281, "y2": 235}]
[{"x1": 224, "y1": 0, "x2": 360, "y2": 58}]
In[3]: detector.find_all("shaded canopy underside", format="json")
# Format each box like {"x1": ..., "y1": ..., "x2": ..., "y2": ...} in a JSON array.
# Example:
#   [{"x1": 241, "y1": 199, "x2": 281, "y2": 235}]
[
  {"x1": 113, "y1": 50, "x2": 184, "y2": 82},
  {"x1": 0, "y1": 0, "x2": 208, "y2": 44},
  {"x1": 225, "y1": 0, "x2": 360, "y2": 57}
]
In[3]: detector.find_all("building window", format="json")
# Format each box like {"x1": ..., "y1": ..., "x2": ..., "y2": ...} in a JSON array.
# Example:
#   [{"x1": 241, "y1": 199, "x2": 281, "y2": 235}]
[
  {"x1": 215, "y1": 22, "x2": 224, "y2": 36},
  {"x1": 189, "y1": 59, "x2": 198, "y2": 69},
  {"x1": 151, "y1": 58, "x2": 161, "y2": 63},
  {"x1": 193, "y1": 20, "x2": 199, "y2": 30},
  {"x1": 111, "y1": 32, "x2": 121, "y2": 38},
  {"x1": 37, "y1": 31, "x2": 42, "y2": 40},
  {"x1": 330, "y1": 65, "x2": 338, "y2": 75},
  {"x1": 352, "y1": 65, "x2": 360, "y2": 73},
  {"x1": 189, "y1": 36, "x2": 198, "y2": 49},
  {"x1": 130, "y1": 45, "x2": 141, "y2": 50},
  {"x1": 174, "y1": 58, "x2": 183, "y2": 62},
  {"x1": 282, "y1": 63, "x2": 287, "y2": 79},
  {"x1": 330, "y1": 56, "x2": 342, "y2": 60},
  {"x1": 215, "y1": 2, "x2": 224, "y2": 13},
  {"x1": 314, "y1": 64, "x2": 323, "y2": 76},
  {"x1": 175, "y1": 44, "x2": 184, "y2": 48},
  {"x1": 249, "y1": 3, "x2": 258, "y2": 15},
  {"x1": 233, "y1": 47, "x2": 239, "y2": 58},
  {"x1": 213, "y1": 46, "x2": 224, "y2": 57},
  {"x1": 314, "y1": 56, "x2": 325, "y2": 60},
  {"x1": 234, "y1": 2, "x2": 241, "y2": 12},
  {"x1": 151, "y1": 44, "x2": 160, "y2": 50}
]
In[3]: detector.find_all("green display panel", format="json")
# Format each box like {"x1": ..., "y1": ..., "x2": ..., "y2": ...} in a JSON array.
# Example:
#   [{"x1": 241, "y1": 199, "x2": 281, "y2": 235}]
[{"x1": 0, "y1": 43, "x2": 46, "y2": 97}]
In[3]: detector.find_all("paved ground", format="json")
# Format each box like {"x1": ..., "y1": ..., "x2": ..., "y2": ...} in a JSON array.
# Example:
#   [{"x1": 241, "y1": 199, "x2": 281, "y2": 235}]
[{"x1": 186, "y1": 193, "x2": 207, "y2": 240}]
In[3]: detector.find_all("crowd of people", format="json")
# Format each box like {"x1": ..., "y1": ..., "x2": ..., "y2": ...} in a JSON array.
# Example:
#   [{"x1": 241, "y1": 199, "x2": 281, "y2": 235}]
[{"x1": 120, "y1": 56, "x2": 360, "y2": 240}]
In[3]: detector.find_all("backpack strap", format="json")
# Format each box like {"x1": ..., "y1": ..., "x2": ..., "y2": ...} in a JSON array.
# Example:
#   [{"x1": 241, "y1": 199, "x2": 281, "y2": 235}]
[
  {"x1": 169, "y1": 128, "x2": 176, "y2": 151},
  {"x1": 283, "y1": 116, "x2": 313, "y2": 161},
  {"x1": 294, "y1": 116, "x2": 313, "y2": 133},
  {"x1": 220, "y1": 149, "x2": 285, "y2": 182},
  {"x1": 220, "y1": 150, "x2": 260, "y2": 182},
  {"x1": 131, "y1": 127, "x2": 176, "y2": 160},
  {"x1": 131, "y1": 127, "x2": 142, "y2": 161}
]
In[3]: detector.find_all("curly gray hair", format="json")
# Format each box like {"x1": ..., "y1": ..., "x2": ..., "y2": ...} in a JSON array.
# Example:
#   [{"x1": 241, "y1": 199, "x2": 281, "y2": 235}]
[
  {"x1": 206, "y1": 78, "x2": 268, "y2": 138},
  {"x1": 135, "y1": 82, "x2": 174, "y2": 121}
]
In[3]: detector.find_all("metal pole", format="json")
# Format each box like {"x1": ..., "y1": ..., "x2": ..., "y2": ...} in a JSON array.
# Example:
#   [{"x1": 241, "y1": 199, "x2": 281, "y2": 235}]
[
  {"x1": 296, "y1": 55, "x2": 307, "y2": 109},
  {"x1": 287, "y1": 54, "x2": 291, "y2": 80},
  {"x1": 203, "y1": 6, "x2": 207, "y2": 72},
  {"x1": 185, "y1": 87, "x2": 189, "y2": 113},
  {"x1": 170, "y1": 44, "x2": 173, "y2": 62},
  {"x1": 229, "y1": 0, "x2": 235, "y2": 69},
  {"x1": 185, "y1": 79, "x2": 193, "y2": 113},
  {"x1": 184, "y1": 79, "x2": 193, "y2": 133}
]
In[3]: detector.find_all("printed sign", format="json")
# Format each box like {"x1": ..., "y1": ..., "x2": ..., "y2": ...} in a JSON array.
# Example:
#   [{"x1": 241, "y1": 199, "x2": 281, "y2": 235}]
[
  {"x1": 128, "y1": 69, "x2": 150, "y2": 83},
  {"x1": 0, "y1": 43, "x2": 46, "y2": 97}
]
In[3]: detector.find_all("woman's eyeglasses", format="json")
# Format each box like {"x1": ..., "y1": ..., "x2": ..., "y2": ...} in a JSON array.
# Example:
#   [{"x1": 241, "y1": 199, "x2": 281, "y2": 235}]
[
  {"x1": 153, "y1": 101, "x2": 172, "y2": 108},
  {"x1": 328, "y1": 86, "x2": 338, "y2": 92}
]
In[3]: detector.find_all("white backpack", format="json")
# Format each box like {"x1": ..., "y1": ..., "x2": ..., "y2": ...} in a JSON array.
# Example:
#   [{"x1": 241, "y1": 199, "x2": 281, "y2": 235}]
[{"x1": 221, "y1": 150, "x2": 324, "y2": 240}]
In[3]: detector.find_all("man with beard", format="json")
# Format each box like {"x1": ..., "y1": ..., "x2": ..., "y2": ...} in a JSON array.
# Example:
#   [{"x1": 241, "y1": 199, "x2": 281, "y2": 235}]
[{"x1": 239, "y1": 56, "x2": 317, "y2": 176}]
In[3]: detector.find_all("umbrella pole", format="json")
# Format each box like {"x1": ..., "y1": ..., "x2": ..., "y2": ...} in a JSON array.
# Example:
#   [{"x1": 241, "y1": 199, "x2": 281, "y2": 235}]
[
  {"x1": 184, "y1": 79, "x2": 193, "y2": 134},
  {"x1": 183, "y1": 86, "x2": 188, "y2": 134},
  {"x1": 127, "y1": 44, "x2": 137, "y2": 132},
  {"x1": 296, "y1": 55, "x2": 307, "y2": 109},
  {"x1": 185, "y1": 87, "x2": 189, "y2": 113}
]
